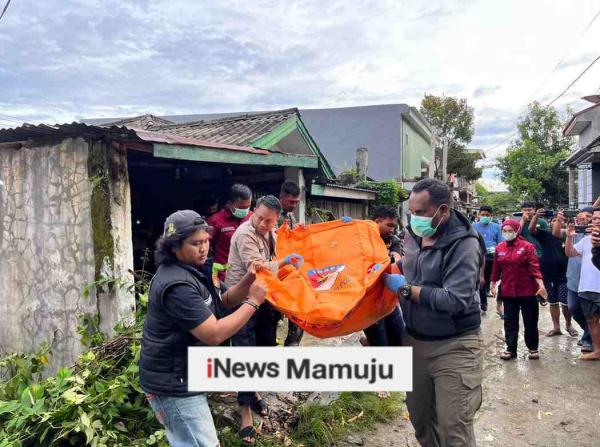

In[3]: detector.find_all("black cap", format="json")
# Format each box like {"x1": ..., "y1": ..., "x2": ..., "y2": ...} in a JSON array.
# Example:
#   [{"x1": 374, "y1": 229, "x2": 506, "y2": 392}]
[{"x1": 163, "y1": 210, "x2": 205, "y2": 237}]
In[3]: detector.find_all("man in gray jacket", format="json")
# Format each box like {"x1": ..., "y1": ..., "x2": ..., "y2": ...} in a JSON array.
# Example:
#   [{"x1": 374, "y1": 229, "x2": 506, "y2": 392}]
[{"x1": 385, "y1": 178, "x2": 483, "y2": 447}]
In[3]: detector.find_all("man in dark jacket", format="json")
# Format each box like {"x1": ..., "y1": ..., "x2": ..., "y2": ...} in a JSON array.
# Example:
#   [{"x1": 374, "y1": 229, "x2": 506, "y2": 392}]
[
  {"x1": 140, "y1": 210, "x2": 268, "y2": 446},
  {"x1": 384, "y1": 178, "x2": 483, "y2": 447},
  {"x1": 362, "y1": 206, "x2": 404, "y2": 347}
]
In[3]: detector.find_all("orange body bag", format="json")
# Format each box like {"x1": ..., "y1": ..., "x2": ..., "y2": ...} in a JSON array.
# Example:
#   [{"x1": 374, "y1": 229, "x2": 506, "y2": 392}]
[{"x1": 256, "y1": 219, "x2": 398, "y2": 338}]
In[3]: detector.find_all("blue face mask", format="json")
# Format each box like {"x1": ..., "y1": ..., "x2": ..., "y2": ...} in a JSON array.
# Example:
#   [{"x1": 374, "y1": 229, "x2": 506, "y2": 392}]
[{"x1": 411, "y1": 206, "x2": 443, "y2": 238}]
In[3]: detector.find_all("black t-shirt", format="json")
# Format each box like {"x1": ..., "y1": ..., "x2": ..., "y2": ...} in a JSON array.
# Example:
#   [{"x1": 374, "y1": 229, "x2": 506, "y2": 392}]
[
  {"x1": 533, "y1": 229, "x2": 568, "y2": 281},
  {"x1": 163, "y1": 283, "x2": 215, "y2": 334}
]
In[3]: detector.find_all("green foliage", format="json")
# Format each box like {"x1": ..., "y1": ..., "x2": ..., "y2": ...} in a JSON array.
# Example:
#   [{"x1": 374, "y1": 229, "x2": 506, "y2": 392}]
[
  {"x1": 77, "y1": 314, "x2": 105, "y2": 348},
  {"x1": 476, "y1": 182, "x2": 522, "y2": 216},
  {"x1": 0, "y1": 271, "x2": 157, "y2": 447},
  {"x1": 217, "y1": 392, "x2": 404, "y2": 447},
  {"x1": 355, "y1": 180, "x2": 408, "y2": 208},
  {"x1": 293, "y1": 392, "x2": 404, "y2": 446},
  {"x1": 497, "y1": 102, "x2": 573, "y2": 206},
  {"x1": 0, "y1": 326, "x2": 165, "y2": 446},
  {"x1": 0, "y1": 264, "x2": 401, "y2": 447},
  {"x1": 420, "y1": 94, "x2": 481, "y2": 180}
]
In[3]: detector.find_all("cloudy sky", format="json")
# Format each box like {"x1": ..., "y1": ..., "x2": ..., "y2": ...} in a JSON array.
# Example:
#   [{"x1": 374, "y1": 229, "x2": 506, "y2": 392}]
[{"x1": 2, "y1": 0, "x2": 600, "y2": 181}]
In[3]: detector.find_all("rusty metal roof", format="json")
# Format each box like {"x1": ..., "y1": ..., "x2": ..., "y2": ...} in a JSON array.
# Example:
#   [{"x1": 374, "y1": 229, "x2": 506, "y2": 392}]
[
  {"x1": 149, "y1": 108, "x2": 298, "y2": 146},
  {"x1": 0, "y1": 122, "x2": 269, "y2": 155},
  {"x1": 135, "y1": 129, "x2": 268, "y2": 154}
]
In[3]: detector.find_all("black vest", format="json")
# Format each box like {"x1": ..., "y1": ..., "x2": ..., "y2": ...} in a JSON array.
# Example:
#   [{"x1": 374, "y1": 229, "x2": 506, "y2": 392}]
[{"x1": 139, "y1": 261, "x2": 219, "y2": 396}]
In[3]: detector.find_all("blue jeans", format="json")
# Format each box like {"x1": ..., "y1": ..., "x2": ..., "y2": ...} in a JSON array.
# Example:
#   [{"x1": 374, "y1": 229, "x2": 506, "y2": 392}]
[
  {"x1": 147, "y1": 393, "x2": 219, "y2": 447},
  {"x1": 364, "y1": 306, "x2": 404, "y2": 346},
  {"x1": 567, "y1": 289, "x2": 592, "y2": 346}
]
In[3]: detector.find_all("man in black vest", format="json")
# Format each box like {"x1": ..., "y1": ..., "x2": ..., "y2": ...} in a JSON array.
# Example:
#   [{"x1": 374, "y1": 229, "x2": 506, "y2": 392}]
[
  {"x1": 384, "y1": 178, "x2": 483, "y2": 447},
  {"x1": 140, "y1": 210, "x2": 267, "y2": 447}
]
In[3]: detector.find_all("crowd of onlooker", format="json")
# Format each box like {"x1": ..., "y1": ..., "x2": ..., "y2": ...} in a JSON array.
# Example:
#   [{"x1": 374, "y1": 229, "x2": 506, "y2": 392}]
[{"x1": 472, "y1": 199, "x2": 600, "y2": 361}]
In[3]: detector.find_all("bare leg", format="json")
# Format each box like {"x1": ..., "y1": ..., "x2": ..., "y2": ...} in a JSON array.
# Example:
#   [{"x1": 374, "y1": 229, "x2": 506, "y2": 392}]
[
  {"x1": 580, "y1": 316, "x2": 600, "y2": 361},
  {"x1": 240, "y1": 405, "x2": 254, "y2": 442},
  {"x1": 562, "y1": 305, "x2": 578, "y2": 336},
  {"x1": 546, "y1": 305, "x2": 563, "y2": 335}
]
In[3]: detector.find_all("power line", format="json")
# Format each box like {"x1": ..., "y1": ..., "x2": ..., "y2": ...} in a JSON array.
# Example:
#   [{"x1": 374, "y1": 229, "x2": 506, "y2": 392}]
[
  {"x1": 484, "y1": 8, "x2": 600, "y2": 155},
  {"x1": 547, "y1": 54, "x2": 600, "y2": 106},
  {"x1": 484, "y1": 52, "x2": 600, "y2": 153},
  {"x1": 523, "y1": 8, "x2": 600, "y2": 104},
  {"x1": 0, "y1": 0, "x2": 12, "y2": 23}
]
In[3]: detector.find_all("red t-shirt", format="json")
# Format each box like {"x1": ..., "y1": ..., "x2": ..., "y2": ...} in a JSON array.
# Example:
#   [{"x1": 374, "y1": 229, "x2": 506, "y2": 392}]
[
  {"x1": 206, "y1": 207, "x2": 252, "y2": 279},
  {"x1": 490, "y1": 236, "x2": 542, "y2": 298}
]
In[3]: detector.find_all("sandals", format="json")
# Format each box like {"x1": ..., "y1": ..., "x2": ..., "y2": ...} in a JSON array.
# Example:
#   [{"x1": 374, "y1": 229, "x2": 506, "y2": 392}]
[
  {"x1": 239, "y1": 425, "x2": 257, "y2": 445},
  {"x1": 528, "y1": 350, "x2": 540, "y2": 360},
  {"x1": 566, "y1": 326, "x2": 579, "y2": 337},
  {"x1": 251, "y1": 398, "x2": 269, "y2": 417},
  {"x1": 545, "y1": 329, "x2": 562, "y2": 337},
  {"x1": 500, "y1": 351, "x2": 516, "y2": 360}
]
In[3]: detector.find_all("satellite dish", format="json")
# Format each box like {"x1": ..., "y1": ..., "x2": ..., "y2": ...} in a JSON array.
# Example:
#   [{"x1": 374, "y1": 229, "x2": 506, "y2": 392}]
[{"x1": 582, "y1": 95, "x2": 600, "y2": 104}]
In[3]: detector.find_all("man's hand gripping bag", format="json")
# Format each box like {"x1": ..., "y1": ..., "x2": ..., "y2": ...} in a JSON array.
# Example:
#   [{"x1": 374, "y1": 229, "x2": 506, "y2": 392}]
[{"x1": 257, "y1": 219, "x2": 398, "y2": 338}]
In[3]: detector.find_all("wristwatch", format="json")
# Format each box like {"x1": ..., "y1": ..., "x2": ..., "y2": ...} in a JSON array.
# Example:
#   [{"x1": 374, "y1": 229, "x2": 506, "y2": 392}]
[{"x1": 399, "y1": 284, "x2": 412, "y2": 299}]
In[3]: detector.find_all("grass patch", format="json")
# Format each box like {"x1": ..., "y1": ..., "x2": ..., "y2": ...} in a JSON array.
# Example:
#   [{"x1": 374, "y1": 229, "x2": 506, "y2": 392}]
[
  {"x1": 217, "y1": 392, "x2": 405, "y2": 447},
  {"x1": 293, "y1": 392, "x2": 405, "y2": 446}
]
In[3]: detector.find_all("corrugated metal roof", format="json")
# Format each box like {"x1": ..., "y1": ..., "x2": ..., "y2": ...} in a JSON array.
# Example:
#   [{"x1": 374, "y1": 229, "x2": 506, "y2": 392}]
[
  {"x1": 0, "y1": 123, "x2": 269, "y2": 155},
  {"x1": 323, "y1": 182, "x2": 376, "y2": 193},
  {"x1": 135, "y1": 129, "x2": 268, "y2": 154},
  {"x1": 0, "y1": 122, "x2": 137, "y2": 143},
  {"x1": 149, "y1": 108, "x2": 298, "y2": 146},
  {"x1": 101, "y1": 114, "x2": 175, "y2": 130}
]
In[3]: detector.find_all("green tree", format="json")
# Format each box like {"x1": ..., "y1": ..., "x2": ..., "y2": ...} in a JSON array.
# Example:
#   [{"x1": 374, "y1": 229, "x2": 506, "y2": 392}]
[
  {"x1": 497, "y1": 102, "x2": 573, "y2": 206},
  {"x1": 420, "y1": 94, "x2": 482, "y2": 181},
  {"x1": 476, "y1": 182, "x2": 522, "y2": 216}
]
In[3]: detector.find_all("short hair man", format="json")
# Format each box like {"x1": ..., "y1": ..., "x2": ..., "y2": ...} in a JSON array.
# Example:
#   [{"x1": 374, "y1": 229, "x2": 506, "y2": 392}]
[
  {"x1": 226, "y1": 195, "x2": 303, "y2": 440},
  {"x1": 372, "y1": 206, "x2": 403, "y2": 261},
  {"x1": 565, "y1": 208, "x2": 600, "y2": 361},
  {"x1": 206, "y1": 183, "x2": 253, "y2": 280},
  {"x1": 140, "y1": 210, "x2": 267, "y2": 445},
  {"x1": 278, "y1": 181, "x2": 301, "y2": 227},
  {"x1": 530, "y1": 208, "x2": 577, "y2": 338},
  {"x1": 553, "y1": 210, "x2": 594, "y2": 352},
  {"x1": 277, "y1": 181, "x2": 306, "y2": 347},
  {"x1": 518, "y1": 200, "x2": 546, "y2": 257},
  {"x1": 384, "y1": 178, "x2": 483, "y2": 446},
  {"x1": 362, "y1": 206, "x2": 404, "y2": 347},
  {"x1": 473, "y1": 205, "x2": 503, "y2": 313}
]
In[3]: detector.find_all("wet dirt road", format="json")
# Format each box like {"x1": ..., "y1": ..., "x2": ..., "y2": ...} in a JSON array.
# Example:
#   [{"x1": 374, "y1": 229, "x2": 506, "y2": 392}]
[{"x1": 331, "y1": 304, "x2": 600, "y2": 447}]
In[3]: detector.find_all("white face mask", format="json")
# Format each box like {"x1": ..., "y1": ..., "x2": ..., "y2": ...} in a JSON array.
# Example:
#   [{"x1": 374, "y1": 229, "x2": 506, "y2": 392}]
[{"x1": 502, "y1": 231, "x2": 517, "y2": 241}]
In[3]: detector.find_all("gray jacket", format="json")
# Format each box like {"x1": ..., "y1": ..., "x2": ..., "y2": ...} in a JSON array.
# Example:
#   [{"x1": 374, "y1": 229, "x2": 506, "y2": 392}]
[{"x1": 401, "y1": 210, "x2": 482, "y2": 340}]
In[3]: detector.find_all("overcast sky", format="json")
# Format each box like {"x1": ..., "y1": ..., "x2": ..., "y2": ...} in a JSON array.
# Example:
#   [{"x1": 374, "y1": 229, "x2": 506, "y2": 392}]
[{"x1": 2, "y1": 0, "x2": 600, "y2": 181}]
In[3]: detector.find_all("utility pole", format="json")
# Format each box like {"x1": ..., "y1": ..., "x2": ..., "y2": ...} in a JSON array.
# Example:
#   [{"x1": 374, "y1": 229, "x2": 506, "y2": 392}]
[{"x1": 441, "y1": 139, "x2": 448, "y2": 182}]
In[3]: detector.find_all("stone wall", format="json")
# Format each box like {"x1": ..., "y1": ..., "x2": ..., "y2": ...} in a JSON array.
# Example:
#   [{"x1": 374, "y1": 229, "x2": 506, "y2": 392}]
[{"x1": 0, "y1": 137, "x2": 134, "y2": 374}]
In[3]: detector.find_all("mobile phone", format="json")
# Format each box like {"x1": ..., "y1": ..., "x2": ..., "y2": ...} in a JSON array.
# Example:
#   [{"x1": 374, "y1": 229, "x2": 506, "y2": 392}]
[
  {"x1": 544, "y1": 210, "x2": 555, "y2": 218},
  {"x1": 512, "y1": 212, "x2": 523, "y2": 217},
  {"x1": 575, "y1": 225, "x2": 589, "y2": 234}
]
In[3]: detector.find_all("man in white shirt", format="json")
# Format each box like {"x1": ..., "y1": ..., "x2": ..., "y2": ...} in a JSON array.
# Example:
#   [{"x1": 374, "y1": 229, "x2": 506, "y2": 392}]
[{"x1": 565, "y1": 208, "x2": 600, "y2": 361}]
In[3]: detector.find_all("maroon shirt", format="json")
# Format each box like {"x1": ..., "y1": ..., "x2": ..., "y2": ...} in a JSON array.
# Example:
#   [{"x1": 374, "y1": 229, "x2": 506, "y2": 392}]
[
  {"x1": 206, "y1": 207, "x2": 252, "y2": 279},
  {"x1": 490, "y1": 236, "x2": 542, "y2": 298}
]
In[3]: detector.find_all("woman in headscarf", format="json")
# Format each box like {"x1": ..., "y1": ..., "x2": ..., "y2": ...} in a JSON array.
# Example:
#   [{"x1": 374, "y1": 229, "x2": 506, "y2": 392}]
[{"x1": 490, "y1": 219, "x2": 548, "y2": 360}]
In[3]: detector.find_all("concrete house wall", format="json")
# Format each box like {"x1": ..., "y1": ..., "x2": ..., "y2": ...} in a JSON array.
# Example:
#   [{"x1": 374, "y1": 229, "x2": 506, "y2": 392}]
[
  {"x1": 0, "y1": 137, "x2": 134, "y2": 373},
  {"x1": 401, "y1": 115, "x2": 432, "y2": 181}
]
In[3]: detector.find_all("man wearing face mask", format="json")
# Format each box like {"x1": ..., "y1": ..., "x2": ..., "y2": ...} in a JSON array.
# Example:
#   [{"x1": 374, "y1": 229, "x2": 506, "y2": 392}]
[
  {"x1": 384, "y1": 178, "x2": 484, "y2": 447},
  {"x1": 207, "y1": 183, "x2": 253, "y2": 281},
  {"x1": 473, "y1": 205, "x2": 503, "y2": 313}
]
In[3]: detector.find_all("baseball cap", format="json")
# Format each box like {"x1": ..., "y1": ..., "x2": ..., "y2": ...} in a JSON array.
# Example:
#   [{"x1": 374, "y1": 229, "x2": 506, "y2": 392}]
[{"x1": 163, "y1": 210, "x2": 205, "y2": 237}]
